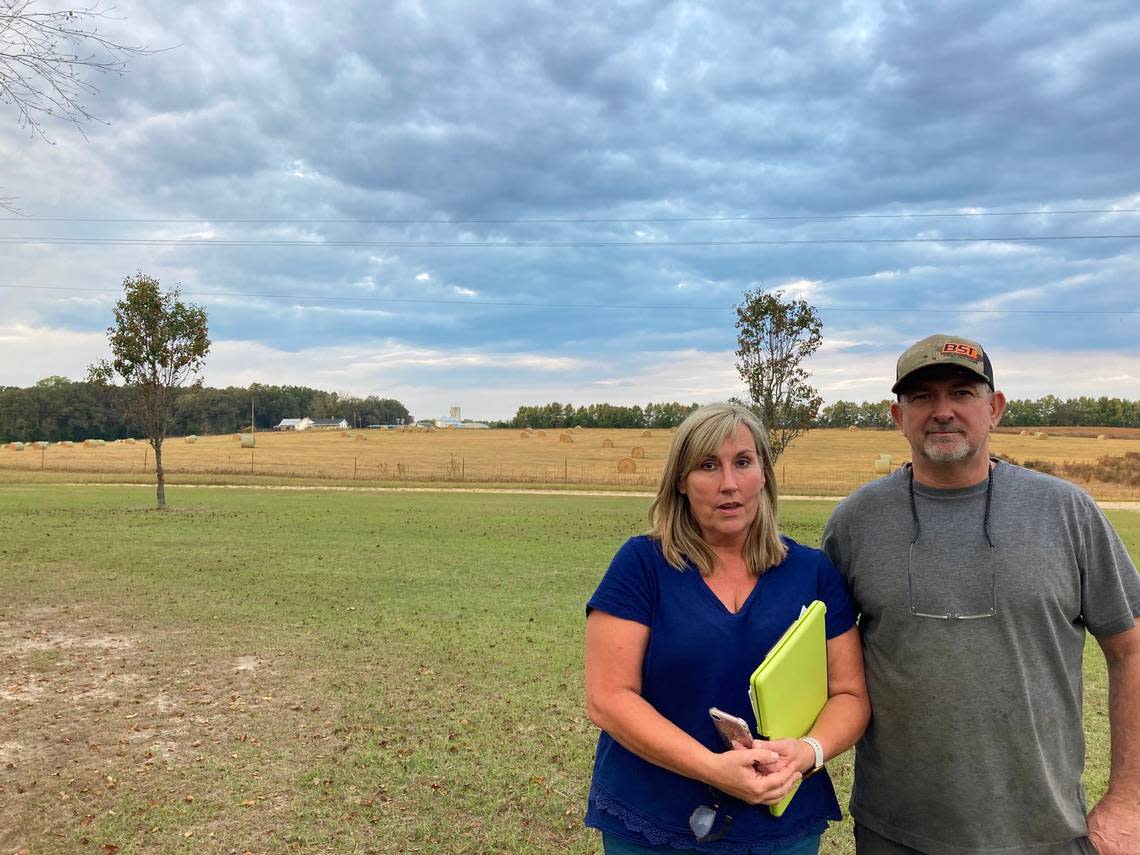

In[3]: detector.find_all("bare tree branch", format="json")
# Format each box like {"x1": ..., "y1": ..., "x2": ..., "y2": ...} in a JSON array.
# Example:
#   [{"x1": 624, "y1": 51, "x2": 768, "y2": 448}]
[
  {"x1": 0, "y1": 189, "x2": 21, "y2": 214},
  {"x1": 0, "y1": 0, "x2": 152, "y2": 141}
]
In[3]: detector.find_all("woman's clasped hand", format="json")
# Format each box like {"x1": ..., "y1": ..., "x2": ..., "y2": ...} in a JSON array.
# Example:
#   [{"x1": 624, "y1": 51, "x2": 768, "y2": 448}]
[{"x1": 712, "y1": 738, "x2": 806, "y2": 806}]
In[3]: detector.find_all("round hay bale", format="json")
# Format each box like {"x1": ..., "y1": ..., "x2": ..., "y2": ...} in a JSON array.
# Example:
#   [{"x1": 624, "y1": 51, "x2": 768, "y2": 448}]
[
  {"x1": 354, "y1": 433, "x2": 367, "y2": 441},
  {"x1": 848, "y1": 425, "x2": 859, "y2": 432},
  {"x1": 873, "y1": 458, "x2": 891, "y2": 474},
  {"x1": 877, "y1": 453, "x2": 892, "y2": 464},
  {"x1": 1097, "y1": 434, "x2": 1107, "y2": 440},
  {"x1": 573, "y1": 425, "x2": 584, "y2": 431},
  {"x1": 641, "y1": 430, "x2": 652, "y2": 437},
  {"x1": 58, "y1": 440, "x2": 74, "y2": 448},
  {"x1": 125, "y1": 437, "x2": 136, "y2": 445},
  {"x1": 185, "y1": 435, "x2": 198, "y2": 444},
  {"x1": 83, "y1": 439, "x2": 99, "y2": 447},
  {"x1": 241, "y1": 434, "x2": 256, "y2": 448},
  {"x1": 1019, "y1": 430, "x2": 1030, "y2": 436},
  {"x1": 536, "y1": 430, "x2": 546, "y2": 438},
  {"x1": 1034, "y1": 432, "x2": 1048, "y2": 440},
  {"x1": 559, "y1": 433, "x2": 574, "y2": 444},
  {"x1": 519, "y1": 431, "x2": 531, "y2": 438},
  {"x1": 33, "y1": 441, "x2": 49, "y2": 449},
  {"x1": 631, "y1": 446, "x2": 646, "y2": 459},
  {"x1": 601, "y1": 438, "x2": 614, "y2": 448},
  {"x1": 617, "y1": 457, "x2": 637, "y2": 474},
  {"x1": 9, "y1": 442, "x2": 25, "y2": 451}
]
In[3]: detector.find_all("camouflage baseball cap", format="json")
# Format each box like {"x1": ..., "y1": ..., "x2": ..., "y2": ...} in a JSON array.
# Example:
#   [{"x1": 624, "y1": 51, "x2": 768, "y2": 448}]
[{"x1": 892, "y1": 333, "x2": 994, "y2": 394}]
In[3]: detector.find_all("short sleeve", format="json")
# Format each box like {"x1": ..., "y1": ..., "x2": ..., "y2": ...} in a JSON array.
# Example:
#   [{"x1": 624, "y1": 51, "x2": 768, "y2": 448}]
[
  {"x1": 586, "y1": 537, "x2": 659, "y2": 627},
  {"x1": 1078, "y1": 500, "x2": 1140, "y2": 637},
  {"x1": 820, "y1": 512, "x2": 847, "y2": 578},
  {"x1": 815, "y1": 549, "x2": 857, "y2": 639}
]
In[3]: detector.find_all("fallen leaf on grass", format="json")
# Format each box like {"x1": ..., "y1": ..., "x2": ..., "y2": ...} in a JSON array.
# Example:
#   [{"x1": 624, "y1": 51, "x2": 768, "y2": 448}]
[
  {"x1": 241, "y1": 799, "x2": 256, "y2": 806},
  {"x1": 100, "y1": 845, "x2": 120, "y2": 854}
]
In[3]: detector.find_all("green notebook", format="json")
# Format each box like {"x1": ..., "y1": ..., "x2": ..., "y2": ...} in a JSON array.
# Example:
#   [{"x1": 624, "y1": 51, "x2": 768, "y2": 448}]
[{"x1": 747, "y1": 599, "x2": 828, "y2": 817}]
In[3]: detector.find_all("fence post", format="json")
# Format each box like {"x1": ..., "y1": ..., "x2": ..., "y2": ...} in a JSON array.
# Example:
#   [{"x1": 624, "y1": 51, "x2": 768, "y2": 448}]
[
  {"x1": 251, "y1": 451, "x2": 254, "y2": 474},
  {"x1": 143, "y1": 446, "x2": 149, "y2": 472},
  {"x1": 41, "y1": 445, "x2": 46, "y2": 470}
]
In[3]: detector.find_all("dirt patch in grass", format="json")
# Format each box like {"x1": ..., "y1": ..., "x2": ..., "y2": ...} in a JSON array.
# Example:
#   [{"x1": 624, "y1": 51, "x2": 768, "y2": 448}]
[{"x1": 0, "y1": 606, "x2": 343, "y2": 854}]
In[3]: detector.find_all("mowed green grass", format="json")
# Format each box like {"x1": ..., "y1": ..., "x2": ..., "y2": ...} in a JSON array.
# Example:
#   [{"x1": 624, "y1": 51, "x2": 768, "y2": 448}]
[{"x1": 0, "y1": 486, "x2": 1134, "y2": 854}]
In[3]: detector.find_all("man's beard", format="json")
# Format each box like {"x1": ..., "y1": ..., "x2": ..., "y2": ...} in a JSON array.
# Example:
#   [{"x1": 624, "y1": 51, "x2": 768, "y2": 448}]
[{"x1": 922, "y1": 429, "x2": 971, "y2": 463}]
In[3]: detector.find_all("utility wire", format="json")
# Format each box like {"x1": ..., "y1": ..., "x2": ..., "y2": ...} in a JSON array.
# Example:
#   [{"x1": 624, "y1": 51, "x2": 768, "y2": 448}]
[
  {"x1": 2, "y1": 208, "x2": 1139, "y2": 225},
  {"x1": 2, "y1": 283, "x2": 1136, "y2": 315},
  {"x1": 1, "y1": 234, "x2": 1139, "y2": 248}
]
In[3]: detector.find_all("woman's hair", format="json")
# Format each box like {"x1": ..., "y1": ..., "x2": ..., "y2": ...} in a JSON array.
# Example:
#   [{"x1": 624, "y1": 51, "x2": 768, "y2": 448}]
[{"x1": 649, "y1": 402, "x2": 786, "y2": 576}]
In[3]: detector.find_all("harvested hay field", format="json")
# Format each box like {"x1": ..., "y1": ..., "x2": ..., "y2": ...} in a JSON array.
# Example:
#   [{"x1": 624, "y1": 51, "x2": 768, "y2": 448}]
[
  {"x1": 994, "y1": 426, "x2": 1140, "y2": 440},
  {"x1": 1, "y1": 427, "x2": 1139, "y2": 498}
]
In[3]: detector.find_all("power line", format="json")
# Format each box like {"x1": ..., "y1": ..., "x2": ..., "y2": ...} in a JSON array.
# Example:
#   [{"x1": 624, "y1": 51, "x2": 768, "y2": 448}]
[
  {"x1": 2, "y1": 283, "x2": 1136, "y2": 316},
  {"x1": 2, "y1": 208, "x2": 1139, "y2": 225},
  {"x1": 1, "y1": 234, "x2": 1139, "y2": 248}
]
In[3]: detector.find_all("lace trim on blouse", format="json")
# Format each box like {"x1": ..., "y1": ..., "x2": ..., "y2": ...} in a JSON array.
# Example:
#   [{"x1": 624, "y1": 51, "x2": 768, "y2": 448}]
[{"x1": 589, "y1": 787, "x2": 827, "y2": 854}]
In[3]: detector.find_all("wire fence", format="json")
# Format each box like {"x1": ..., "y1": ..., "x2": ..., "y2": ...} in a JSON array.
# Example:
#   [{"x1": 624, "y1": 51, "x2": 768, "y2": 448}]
[
  {"x1": 9, "y1": 440, "x2": 1137, "y2": 498},
  {"x1": 0, "y1": 447, "x2": 886, "y2": 496}
]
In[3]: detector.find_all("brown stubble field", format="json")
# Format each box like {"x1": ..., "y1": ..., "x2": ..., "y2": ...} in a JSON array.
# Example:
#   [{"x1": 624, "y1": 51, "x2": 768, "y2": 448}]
[{"x1": 1, "y1": 426, "x2": 1139, "y2": 498}]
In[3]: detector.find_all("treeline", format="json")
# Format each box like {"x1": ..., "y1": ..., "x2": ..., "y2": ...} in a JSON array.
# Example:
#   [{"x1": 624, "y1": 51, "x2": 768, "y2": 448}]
[
  {"x1": 817, "y1": 396, "x2": 1140, "y2": 428},
  {"x1": 509, "y1": 401, "x2": 702, "y2": 429},
  {"x1": 509, "y1": 395, "x2": 1140, "y2": 432},
  {"x1": 1001, "y1": 395, "x2": 1140, "y2": 427},
  {"x1": 0, "y1": 377, "x2": 412, "y2": 443}
]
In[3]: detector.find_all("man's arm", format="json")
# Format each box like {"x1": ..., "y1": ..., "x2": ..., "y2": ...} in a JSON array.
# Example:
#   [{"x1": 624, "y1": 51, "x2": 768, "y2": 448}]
[{"x1": 1087, "y1": 622, "x2": 1140, "y2": 855}]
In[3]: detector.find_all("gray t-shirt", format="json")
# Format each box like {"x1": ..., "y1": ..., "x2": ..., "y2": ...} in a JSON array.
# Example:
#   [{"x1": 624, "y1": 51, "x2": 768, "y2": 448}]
[{"x1": 822, "y1": 460, "x2": 1140, "y2": 855}]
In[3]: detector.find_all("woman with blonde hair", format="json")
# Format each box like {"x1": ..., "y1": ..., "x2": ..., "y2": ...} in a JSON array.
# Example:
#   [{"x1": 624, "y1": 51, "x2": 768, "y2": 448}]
[{"x1": 584, "y1": 403, "x2": 868, "y2": 854}]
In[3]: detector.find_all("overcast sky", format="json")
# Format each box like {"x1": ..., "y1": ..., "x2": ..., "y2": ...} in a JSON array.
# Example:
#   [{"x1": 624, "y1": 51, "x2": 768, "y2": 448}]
[{"x1": 2, "y1": 0, "x2": 1138, "y2": 420}]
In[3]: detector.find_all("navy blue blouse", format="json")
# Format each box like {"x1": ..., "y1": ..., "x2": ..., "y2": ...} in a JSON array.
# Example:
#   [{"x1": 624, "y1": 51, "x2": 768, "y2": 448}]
[{"x1": 585, "y1": 535, "x2": 857, "y2": 853}]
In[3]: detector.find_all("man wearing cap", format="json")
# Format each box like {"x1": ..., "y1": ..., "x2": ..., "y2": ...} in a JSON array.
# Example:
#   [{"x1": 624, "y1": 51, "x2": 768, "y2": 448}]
[{"x1": 822, "y1": 334, "x2": 1140, "y2": 855}]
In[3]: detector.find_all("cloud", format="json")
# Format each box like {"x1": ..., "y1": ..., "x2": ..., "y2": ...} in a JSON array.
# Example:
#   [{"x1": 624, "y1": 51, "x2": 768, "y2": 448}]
[{"x1": 0, "y1": 0, "x2": 1136, "y2": 418}]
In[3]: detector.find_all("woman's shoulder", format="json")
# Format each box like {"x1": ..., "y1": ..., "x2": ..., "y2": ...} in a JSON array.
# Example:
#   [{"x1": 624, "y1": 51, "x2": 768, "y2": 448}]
[
  {"x1": 610, "y1": 534, "x2": 668, "y2": 568},
  {"x1": 773, "y1": 536, "x2": 840, "y2": 577},
  {"x1": 617, "y1": 533, "x2": 659, "y2": 554},
  {"x1": 778, "y1": 535, "x2": 824, "y2": 562}
]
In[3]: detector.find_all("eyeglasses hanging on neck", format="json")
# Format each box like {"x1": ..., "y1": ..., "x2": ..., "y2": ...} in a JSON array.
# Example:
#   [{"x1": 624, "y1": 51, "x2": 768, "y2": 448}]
[{"x1": 906, "y1": 462, "x2": 998, "y2": 620}]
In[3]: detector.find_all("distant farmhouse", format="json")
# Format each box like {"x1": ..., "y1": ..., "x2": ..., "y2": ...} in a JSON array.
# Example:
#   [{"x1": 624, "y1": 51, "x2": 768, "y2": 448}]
[{"x1": 274, "y1": 417, "x2": 349, "y2": 431}]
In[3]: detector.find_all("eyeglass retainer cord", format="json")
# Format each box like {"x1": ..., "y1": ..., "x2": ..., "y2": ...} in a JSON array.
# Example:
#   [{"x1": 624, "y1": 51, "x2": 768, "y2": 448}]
[{"x1": 906, "y1": 459, "x2": 997, "y2": 549}]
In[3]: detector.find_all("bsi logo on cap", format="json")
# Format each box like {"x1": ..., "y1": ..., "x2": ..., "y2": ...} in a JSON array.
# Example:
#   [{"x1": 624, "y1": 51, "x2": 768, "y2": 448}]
[{"x1": 941, "y1": 342, "x2": 980, "y2": 361}]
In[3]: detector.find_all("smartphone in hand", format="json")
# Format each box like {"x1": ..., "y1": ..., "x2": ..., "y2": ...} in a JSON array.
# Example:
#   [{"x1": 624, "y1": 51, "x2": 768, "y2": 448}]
[{"x1": 709, "y1": 707, "x2": 754, "y2": 749}]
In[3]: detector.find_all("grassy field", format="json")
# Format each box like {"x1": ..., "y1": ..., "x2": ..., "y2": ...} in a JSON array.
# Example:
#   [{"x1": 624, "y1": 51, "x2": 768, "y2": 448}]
[
  {"x1": 1, "y1": 485, "x2": 1135, "y2": 854},
  {"x1": 2, "y1": 426, "x2": 1140, "y2": 498}
]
